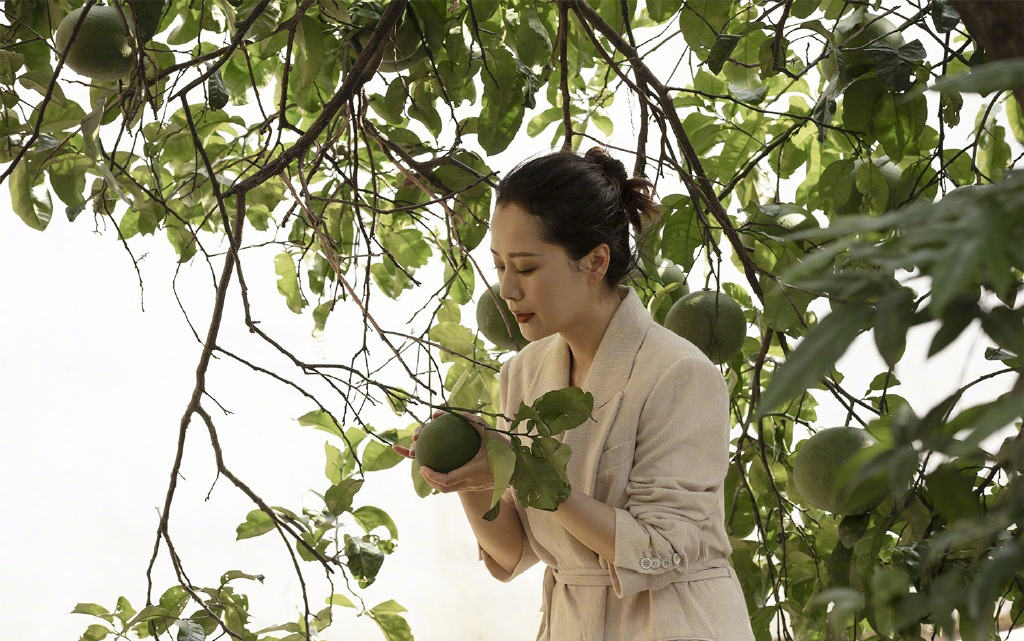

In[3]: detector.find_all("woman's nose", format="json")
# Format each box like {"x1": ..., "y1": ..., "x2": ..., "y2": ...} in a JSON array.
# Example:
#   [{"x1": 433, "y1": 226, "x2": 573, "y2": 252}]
[{"x1": 499, "y1": 277, "x2": 520, "y2": 302}]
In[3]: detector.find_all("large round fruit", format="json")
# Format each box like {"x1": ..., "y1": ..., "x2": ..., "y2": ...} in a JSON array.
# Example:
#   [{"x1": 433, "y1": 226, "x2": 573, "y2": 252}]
[
  {"x1": 833, "y1": 157, "x2": 903, "y2": 215},
  {"x1": 414, "y1": 413, "x2": 481, "y2": 473},
  {"x1": 821, "y1": 11, "x2": 904, "y2": 79},
  {"x1": 663, "y1": 290, "x2": 746, "y2": 364},
  {"x1": 476, "y1": 283, "x2": 526, "y2": 351},
  {"x1": 792, "y1": 426, "x2": 888, "y2": 515},
  {"x1": 54, "y1": 6, "x2": 134, "y2": 82}
]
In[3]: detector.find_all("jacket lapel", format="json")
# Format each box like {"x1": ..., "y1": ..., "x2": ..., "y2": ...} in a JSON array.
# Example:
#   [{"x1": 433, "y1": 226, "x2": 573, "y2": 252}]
[{"x1": 522, "y1": 285, "x2": 654, "y2": 496}]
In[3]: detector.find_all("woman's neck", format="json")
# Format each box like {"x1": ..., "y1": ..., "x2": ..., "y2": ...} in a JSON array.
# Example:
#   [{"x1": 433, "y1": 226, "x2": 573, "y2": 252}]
[{"x1": 562, "y1": 287, "x2": 625, "y2": 384}]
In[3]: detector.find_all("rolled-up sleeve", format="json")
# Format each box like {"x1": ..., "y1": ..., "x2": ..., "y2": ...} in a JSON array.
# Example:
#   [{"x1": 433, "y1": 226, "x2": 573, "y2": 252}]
[
  {"x1": 476, "y1": 359, "x2": 541, "y2": 582},
  {"x1": 608, "y1": 357, "x2": 731, "y2": 599}
]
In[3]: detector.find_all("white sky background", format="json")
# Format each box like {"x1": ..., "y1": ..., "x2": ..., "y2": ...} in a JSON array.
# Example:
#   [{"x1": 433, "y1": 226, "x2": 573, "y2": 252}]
[{"x1": 1, "y1": 5, "x2": 1022, "y2": 641}]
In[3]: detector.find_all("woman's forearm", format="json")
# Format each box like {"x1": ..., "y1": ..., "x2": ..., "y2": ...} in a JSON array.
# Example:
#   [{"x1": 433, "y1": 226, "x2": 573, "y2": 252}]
[
  {"x1": 459, "y1": 489, "x2": 525, "y2": 575},
  {"x1": 553, "y1": 487, "x2": 617, "y2": 562}
]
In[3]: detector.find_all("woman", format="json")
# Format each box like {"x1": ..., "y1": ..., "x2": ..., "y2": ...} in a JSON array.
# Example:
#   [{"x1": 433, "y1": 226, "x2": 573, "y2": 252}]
[{"x1": 393, "y1": 147, "x2": 755, "y2": 641}]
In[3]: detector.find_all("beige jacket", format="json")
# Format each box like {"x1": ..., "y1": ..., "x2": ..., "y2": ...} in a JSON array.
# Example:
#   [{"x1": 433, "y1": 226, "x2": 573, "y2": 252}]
[{"x1": 476, "y1": 285, "x2": 755, "y2": 641}]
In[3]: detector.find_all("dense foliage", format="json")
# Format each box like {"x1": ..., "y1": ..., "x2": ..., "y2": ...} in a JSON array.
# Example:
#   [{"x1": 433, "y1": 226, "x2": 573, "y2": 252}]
[{"x1": 2, "y1": 0, "x2": 1021, "y2": 639}]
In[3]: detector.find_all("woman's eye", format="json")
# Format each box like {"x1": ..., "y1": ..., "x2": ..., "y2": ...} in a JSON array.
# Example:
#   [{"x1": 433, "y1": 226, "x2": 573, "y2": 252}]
[{"x1": 518, "y1": 268, "x2": 535, "y2": 274}]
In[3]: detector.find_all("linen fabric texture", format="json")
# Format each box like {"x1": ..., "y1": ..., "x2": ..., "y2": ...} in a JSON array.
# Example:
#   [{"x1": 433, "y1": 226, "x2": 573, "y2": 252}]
[{"x1": 476, "y1": 285, "x2": 756, "y2": 641}]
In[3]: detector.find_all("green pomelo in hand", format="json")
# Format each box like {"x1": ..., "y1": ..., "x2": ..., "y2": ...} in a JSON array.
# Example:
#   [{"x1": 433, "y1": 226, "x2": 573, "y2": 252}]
[
  {"x1": 55, "y1": 6, "x2": 135, "y2": 82},
  {"x1": 477, "y1": 283, "x2": 526, "y2": 351},
  {"x1": 664, "y1": 290, "x2": 746, "y2": 364},
  {"x1": 792, "y1": 426, "x2": 888, "y2": 515},
  {"x1": 414, "y1": 413, "x2": 481, "y2": 474}
]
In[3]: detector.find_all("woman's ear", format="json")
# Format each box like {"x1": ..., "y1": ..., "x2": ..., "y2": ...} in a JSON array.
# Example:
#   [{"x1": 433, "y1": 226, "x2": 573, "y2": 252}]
[{"x1": 586, "y1": 243, "x2": 611, "y2": 282}]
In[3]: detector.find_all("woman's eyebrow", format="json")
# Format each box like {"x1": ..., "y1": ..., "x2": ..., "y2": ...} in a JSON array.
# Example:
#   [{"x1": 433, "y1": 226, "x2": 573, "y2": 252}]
[{"x1": 490, "y1": 249, "x2": 541, "y2": 258}]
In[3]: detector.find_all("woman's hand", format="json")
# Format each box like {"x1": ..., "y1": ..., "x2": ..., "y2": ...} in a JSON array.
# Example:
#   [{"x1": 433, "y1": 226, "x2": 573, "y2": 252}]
[{"x1": 392, "y1": 410, "x2": 512, "y2": 495}]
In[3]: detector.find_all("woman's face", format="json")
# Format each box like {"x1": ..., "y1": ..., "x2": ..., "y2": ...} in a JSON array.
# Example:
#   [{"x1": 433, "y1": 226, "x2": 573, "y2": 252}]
[{"x1": 489, "y1": 202, "x2": 607, "y2": 342}]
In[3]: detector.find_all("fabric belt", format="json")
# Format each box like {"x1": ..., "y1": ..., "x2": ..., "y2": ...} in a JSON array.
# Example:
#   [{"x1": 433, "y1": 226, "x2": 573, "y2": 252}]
[{"x1": 540, "y1": 564, "x2": 735, "y2": 640}]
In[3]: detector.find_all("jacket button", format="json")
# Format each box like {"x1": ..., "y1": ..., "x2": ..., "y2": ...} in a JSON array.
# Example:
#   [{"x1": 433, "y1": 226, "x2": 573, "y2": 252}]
[
  {"x1": 650, "y1": 558, "x2": 661, "y2": 569},
  {"x1": 673, "y1": 553, "x2": 682, "y2": 564},
  {"x1": 640, "y1": 558, "x2": 652, "y2": 569},
  {"x1": 662, "y1": 557, "x2": 672, "y2": 567}
]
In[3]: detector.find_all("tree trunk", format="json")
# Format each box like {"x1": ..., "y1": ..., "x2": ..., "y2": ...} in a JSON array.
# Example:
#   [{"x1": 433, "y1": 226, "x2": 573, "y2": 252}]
[{"x1": 949, "y1": 0, "x2": 1024, "y2": 107}]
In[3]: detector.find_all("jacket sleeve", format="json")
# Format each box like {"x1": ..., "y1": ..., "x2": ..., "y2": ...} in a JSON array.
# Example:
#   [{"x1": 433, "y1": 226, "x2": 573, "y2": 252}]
[
  {"x1": 476, "y1": 359, "x2": 542, "y2": 581},
  {"x1": 608, "y1": 356, "x2": 731, "y2": 599}
]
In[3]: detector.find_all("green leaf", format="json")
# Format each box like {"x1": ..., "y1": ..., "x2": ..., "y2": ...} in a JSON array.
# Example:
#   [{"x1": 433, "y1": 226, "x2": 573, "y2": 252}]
[
  {"x1": 928, "y1": 58, "x2": 1024, "y2": 96},
  {"x1": 659, "y1": 195, "x2": 702, "y2": 269},
  {"x1": 678, "y1": 0, "x2": 734, "y2": 55},
  {"x1": 927, "y1": 292, "x2": 979, "y2": 357},
  {"x1": 325, "y1": 478, "x2": 363, "y2": 516},
  {"x1": 207, "y1": 69, "x2": 229, "y2": 110},
  {"x1": 929, "y1": 0, "x2": 960, "y2": 33},
  {"x1": 297, "y1": 409, "x2": 344, "y2": 438},
  {"x1": 648, "y1": 0, "x2": 682, "y2": 23},
  {"x1": 873, "y1": 287, "x2": 916, "y2": 367},
  {"x1": 370, "y1": 257, "x2": 411, "y2": 299},
  {"x1": 10, "y1": 160, "x2": 52, "y2": 230},
  {"x1": 72, "y1": 604, "x2": 113, "y2": 623},
  {"x1": 512, "y1": 435, "x2": 573, "y2": 511},
  {"x1": 756, "y1": 303, "x2": 874, "y2": 419},
  {"x1": 533, "y1": 387, "x2": 595, "y2": 436},
  {"x1": 761, "y1": 276, "x2": 815, "y2": 333},
  {"x1": 478, "y1": 48, "x2": 527, "y2": 154},
  {"x1": 236, "y1": 509, "x2": 275, "y2": 540},
  {"x1": 344, "y1": 535, "x2": 385, "y2": 588},
  {"x1": 129, "y1": 0, "x2": 166, "y2": 44},
  {"x1": 945, "y1": 382, "x2": 1024, "y2": 457},
  {"x1": 855, "y1": 160, "x2": 888, "y2": 215},
  {"x1": 175, "y1": 620, "x2": 206, "y2": 641},
  {"x1": 352, "y1": 505, "x2": 399, "y2": 539},
  {"x1": 114, "y1": 597, "x2": 136, "y2": 627},
  {"x1": 296, "y1": 16, "x2": 324, "y2": 90},
  {"x1": 380, "y1": 227, "x2": 430, "y2": 270},
  {"x1": 925, "y1": 462, "x2": 980, "y2": 521},
  {"x1": 362, "y1": 436, "x2": 403, "y2": 471},
  {"x1": 127, "y1": 605, "x2": 172, "y2": 626},
  {"x1": 78, "y1": 624, "x2": 110, "y2": 641},
  {"x1": 220, "y1": 570, "x2": 265, "y2": 584},
  {"x1": 707, "y1": 34, "x2": 740, "y2": 75},
  {"x1": 274, "y1": 252, "x2": 307, "y2": 313},
  {"x1": 864, "y1": 40, "x2": 926, "y2": 92},
  {"x1": 968, "y1": 540, "x2": 1024, "y2": 621},
  {"x1": 980, "y1": 306, "x2": 1023, "y2": 355},
  {"x1": 483, "y1": 433, "x2": 517, "y2": 519},
  {"x1": 427, "y1": 321, "x2": 476, "y2": 356},
  {"x1": 942, "y1": 149, "x2": 973, "y2": 186}
]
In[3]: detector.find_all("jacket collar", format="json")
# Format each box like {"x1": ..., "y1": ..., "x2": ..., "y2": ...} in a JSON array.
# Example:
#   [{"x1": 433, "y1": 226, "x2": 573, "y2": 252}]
[{"x1": 527, "y1": 284, "x2": 654, "y2": 411}]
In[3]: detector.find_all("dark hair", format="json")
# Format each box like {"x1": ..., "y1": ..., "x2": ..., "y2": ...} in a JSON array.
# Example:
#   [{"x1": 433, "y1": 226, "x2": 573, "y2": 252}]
[{"x1": 494, "y1": 147, "x2": 661, "y2": 291}]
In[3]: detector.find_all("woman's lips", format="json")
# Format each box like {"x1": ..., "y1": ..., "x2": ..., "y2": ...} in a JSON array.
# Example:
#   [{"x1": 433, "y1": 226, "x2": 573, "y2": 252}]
[{"x1": 514, "y1": 313, "x2": 534, "y2": 323}]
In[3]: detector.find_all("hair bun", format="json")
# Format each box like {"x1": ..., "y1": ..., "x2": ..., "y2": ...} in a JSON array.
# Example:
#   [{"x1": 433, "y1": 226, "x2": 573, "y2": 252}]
[{"x1": 584, "y1": 146, "x2": 628, "y2": 185}]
